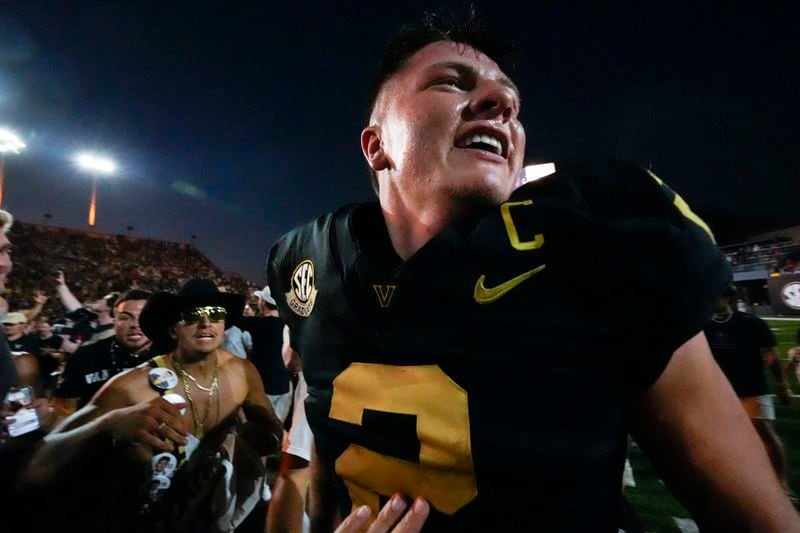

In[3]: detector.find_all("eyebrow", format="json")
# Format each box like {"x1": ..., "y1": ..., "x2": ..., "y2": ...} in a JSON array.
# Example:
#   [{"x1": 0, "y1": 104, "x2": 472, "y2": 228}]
[{"x1": 427, "y1": 61, "x2": 521, "y2": 99}]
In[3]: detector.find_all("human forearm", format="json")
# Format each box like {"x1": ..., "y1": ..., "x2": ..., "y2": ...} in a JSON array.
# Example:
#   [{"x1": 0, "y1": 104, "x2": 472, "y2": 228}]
[
  {"x1": 240, "y1": 402, "x2": 283, "y2": 456},
  {"x1": 56, "y1": 283, "x2": 81, "y2": 312},
  {"x1": 21, "y1": 412, "x2": 113, "y2": 487},
  {"x1": 633, "y1": 333, "x2": 800, "y2": 531},
  {"x1": 21, "y1": 302, "x2": 44, "y2": 321}
]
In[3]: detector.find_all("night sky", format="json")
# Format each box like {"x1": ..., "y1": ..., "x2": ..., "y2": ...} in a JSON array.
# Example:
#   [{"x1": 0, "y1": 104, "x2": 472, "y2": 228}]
[{"x1": 1, "y1": 1, "x2": 797, "y2": 283}]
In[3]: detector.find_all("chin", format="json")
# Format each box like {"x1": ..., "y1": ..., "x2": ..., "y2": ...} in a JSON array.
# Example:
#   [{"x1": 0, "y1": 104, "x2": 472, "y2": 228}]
[{"x1": 453, "y1": 178, "x2": 512, "y2": 210}]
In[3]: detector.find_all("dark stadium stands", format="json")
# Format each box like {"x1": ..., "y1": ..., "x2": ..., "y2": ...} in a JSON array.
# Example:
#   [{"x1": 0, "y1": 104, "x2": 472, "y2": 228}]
[{"x1": 4, "y1": 222, "x2": 258, "y2": 318}]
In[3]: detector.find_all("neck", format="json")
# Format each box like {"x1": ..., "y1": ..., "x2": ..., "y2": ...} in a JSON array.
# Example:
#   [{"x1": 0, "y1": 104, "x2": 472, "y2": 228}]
[
  {"x1": 380, "y1": 190, "x2": 469, "y2": 260},
  {"x1": 174, "y1": 348, "x2": 218, "y2": 370},
  {"x1": 378, "y1": 177, "x2": 497, "y2": 260},
  {"x1": 118, "y1": 340, "x2": 151, "y2": 356}
]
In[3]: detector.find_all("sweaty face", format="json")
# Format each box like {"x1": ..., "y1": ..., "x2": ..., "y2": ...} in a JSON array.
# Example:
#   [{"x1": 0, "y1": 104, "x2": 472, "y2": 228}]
[
  {"x1": 0, "y1": 233, "x2": 12, "y2": 291},
  {"x1": 114, "y1": 299, "x2": 151, "y2": 352},
  {"x1": 372, "y1": 41, "x2": 526, "y2": 211},
  {"x1": 171, "y1": 312, "x2": 225, "y2": 356}
]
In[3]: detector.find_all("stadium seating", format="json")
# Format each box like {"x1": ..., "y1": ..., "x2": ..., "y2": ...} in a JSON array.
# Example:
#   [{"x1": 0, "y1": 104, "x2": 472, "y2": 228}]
[{"x1": 4, "y1": 222, "x2": 257, "y2": 318}]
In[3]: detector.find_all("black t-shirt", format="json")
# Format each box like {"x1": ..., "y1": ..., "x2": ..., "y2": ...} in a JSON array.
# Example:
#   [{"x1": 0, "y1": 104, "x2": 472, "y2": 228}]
[
  {"x1": 39, "y1": 334, "x2": 64, "y2": 351},
  {"x1": 705, "y1": 311, "x2": 776, "y2": 397},
  {"x1": 268, "y1": 158, "x2": 732, "y2": 530},
  {"x1": 237, "y1": 316, "x2": 291, "y2": 395},
  {"x1": 7, "y1": 334, "x2": 40, "y2": 355},
  {"x1": 56, "y1": 337, "x2": 151, "y2": 407}
]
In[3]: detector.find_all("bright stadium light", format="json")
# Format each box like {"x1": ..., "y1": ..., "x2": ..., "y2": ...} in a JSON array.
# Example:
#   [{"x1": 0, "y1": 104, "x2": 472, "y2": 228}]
[
  {"x1": 0, "y1": 128, "x2": 25, "y2": 154},
  {"x1": 0, "y1": 126, "x2": 26, "y2": 208},
  {"x1": 521, "y1": 162, "x2": 556, "y2": 185},
  {"x1": 76, "y1": 152, "x2": 116, "y2": 174},
  {"x1": 75, "y1": 152, "x2": 117, "y2": 227}
]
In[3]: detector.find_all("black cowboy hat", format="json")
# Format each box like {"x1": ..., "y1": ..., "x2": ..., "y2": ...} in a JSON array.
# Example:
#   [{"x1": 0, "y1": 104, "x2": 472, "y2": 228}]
[{"x1": 139, "y1": 278, "x2": 245, "y2": 349}]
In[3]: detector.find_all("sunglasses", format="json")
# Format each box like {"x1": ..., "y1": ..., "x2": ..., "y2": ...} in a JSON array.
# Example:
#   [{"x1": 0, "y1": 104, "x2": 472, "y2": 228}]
[{"x1": 178, "y1": 306, "x2": 227, "y2": 325}]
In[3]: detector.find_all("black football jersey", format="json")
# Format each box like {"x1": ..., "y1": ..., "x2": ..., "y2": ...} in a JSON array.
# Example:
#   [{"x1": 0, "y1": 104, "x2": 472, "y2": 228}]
[{"x1": 267, "y1": 158, "x2": 731, "y2": 531}]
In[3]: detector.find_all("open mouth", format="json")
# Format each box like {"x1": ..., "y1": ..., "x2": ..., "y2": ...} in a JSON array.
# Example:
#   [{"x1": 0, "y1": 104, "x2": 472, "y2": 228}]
[{"x1": 456, "y1": 130, "x2": 507, "y2": 158}]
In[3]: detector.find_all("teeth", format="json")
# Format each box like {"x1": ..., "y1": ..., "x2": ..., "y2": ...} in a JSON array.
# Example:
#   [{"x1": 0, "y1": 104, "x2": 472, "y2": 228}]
[{"x1": 466, "y1": 133, "x2": 503, "y2": 155}]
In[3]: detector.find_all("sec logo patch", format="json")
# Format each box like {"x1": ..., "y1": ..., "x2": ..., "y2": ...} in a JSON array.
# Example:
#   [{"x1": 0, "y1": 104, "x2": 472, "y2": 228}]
[
  {"x1": 287, "y1": 259, "x2": 318, "y2": 317},
  {"x1": 782, "y1": 282, "x2": 800, "y2": 310}
]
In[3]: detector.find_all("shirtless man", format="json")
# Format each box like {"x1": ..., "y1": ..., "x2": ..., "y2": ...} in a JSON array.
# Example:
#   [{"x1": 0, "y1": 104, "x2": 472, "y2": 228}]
[{"x1": 22, "y1": 278, "x2": 283, "y2": 531}]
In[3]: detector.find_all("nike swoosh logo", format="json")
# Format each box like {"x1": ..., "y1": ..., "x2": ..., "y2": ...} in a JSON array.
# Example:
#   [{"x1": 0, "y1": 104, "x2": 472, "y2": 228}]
[{"x1": 473, "y1": 264, "x2": 546, "y2": 304}]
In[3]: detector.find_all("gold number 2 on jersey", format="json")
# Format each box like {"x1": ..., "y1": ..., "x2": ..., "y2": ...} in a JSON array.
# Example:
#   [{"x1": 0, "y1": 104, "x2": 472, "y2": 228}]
[{"x1": 329, "y1": 363, "x2": 477, "y2": 515}]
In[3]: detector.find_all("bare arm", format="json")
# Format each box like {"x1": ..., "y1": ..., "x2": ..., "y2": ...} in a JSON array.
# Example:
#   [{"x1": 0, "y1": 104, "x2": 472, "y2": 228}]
[
  {"x1": 54, "y1": 271, "x2": 82, "y2": 312},
  {"x1": 310, "y1": 440, "x2": 344, "y2": 533},
  {"x1": 630, "y1": 331, "x2": 799, "y2": 531},
  {"x1": 59, "y1": 336, "x2": 81, "y2": 354},
  {"x1": 239, "y1": 359, "x2": 283, "y2": 456},
  {"x1": 20, "y1": 291, "x2": 48, "y2": 321},
  {"x1": 22, "y1": 373, "x2": 187, "y2": 487},
  {"x1": 283, "y1": 325, "x2": 302, "y2": 374}
]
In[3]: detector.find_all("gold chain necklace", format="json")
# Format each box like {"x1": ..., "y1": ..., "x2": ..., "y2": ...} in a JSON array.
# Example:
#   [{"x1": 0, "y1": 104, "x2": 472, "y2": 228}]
[
  {"x1": 173, "y1": 356, "x2": 218, "y2": 392},
  {"x1": 173, "y1": 355, "x2": 220, "y2": 434}
]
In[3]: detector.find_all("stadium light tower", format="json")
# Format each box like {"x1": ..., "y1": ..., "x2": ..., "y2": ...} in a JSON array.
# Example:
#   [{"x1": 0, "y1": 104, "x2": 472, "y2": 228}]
[
  {"x1": 0, "y1": 127, "x2": 26, "y2": 208},
  {"x1": 76, "y1": 152, "x2": 116, "y2": 227}
]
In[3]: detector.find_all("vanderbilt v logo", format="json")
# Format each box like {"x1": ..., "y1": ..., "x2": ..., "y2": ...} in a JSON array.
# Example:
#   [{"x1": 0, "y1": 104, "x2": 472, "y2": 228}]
[{"x1": 372, "y1": 284, "x2": 398, "y2": 308}]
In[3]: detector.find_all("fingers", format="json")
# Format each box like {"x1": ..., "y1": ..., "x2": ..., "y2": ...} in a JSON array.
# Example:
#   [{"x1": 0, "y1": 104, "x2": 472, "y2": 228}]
[
  {"x1": 149, "y1": 400, "x2": 188, "y2": 445},
  {"x1": 393, "y1": 498, "x2": 429, "y2": 532},
  {"x1": 109, "y1": 399, "x2": 188, "y2": 451},
  {"x1": 335, "y1": 504, "x2": 372, "y2": 533},
  {"x1": 367, "y1": 495, "x2": 410, "y2": 533},
  {"x1": 335, "y1": 496, "x2": 430, "y2": 533},
  {"x1": 133, "y1": 426, "x2": 175, "y2": 452}
]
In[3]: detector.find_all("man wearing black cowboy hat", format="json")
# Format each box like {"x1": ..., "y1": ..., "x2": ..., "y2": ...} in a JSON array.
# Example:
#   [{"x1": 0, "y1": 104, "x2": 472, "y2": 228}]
[{"x1": 22, "y1": 278, "x2": 283, "y2": 531}]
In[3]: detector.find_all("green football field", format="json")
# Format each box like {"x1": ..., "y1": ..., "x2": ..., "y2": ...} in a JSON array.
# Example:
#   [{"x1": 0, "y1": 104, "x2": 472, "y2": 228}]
[{"x1": 626, "y1": 317, "x2": 800, "y2": 532}]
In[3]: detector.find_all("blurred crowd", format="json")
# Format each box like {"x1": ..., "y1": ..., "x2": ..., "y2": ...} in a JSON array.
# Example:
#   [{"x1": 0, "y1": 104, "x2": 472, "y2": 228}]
[
  {"x1": 4, "y1": 222, "x2": 259, "y2": 321},
  {"x1": 722, "y1": 236, "x2": 800, "y2": 274}
]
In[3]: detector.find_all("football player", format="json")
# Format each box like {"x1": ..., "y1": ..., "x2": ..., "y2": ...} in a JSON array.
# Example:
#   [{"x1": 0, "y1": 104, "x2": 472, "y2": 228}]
[{"x1": 268, "y1": 8, "x2": 799, "y2": 531}]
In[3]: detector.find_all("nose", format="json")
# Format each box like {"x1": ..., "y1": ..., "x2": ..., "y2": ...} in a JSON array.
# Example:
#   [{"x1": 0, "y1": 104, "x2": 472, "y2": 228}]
[
  {"x1": 196, "y1": 313, "x2": 212, "y2": 326},
  {"x1": 467, "y1": 79, "x2": 517, "y2": 122}
]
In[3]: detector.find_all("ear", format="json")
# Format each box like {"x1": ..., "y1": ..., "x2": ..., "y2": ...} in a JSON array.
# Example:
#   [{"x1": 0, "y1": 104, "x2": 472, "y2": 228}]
[
  {"x1": 169, "y1": 325, "x2": 178, "y2": 340},
  {"x1": 361, "y1": 126, "x2": 391, "y2": 172}
]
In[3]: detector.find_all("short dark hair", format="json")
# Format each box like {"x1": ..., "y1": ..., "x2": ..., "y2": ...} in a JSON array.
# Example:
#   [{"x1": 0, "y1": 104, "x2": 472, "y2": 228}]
[
  {"x1": 364, "y1": 6, "x2": 519, "y2": 194},
  {"x1": 114, "y1": 289, "x2": 153, "y2": 309}
]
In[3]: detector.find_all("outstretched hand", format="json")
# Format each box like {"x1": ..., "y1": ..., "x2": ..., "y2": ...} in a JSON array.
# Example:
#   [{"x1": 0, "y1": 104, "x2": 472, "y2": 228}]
[
  {"x1": 99, "y1": 396, "x2": 189, "y2": 452},
  {"x1": 335, "y1": 495, "x2": 430, "y2": 533}
]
